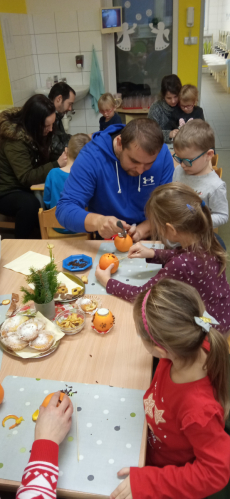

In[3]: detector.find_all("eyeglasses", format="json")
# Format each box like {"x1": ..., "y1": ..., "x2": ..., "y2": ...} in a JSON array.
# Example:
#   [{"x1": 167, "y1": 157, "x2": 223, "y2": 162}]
[
  {"x1": 173, "y1": 151, "x2": 208, "y2": 168},
  {"x1": 180, "y1": 103, "x2": 194, "y2": 110}
]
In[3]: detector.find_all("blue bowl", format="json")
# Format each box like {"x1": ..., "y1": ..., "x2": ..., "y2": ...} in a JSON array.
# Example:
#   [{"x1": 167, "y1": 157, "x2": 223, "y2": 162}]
[{"x1": 62, "y1": 254, "x2": 92, "y2": 272}]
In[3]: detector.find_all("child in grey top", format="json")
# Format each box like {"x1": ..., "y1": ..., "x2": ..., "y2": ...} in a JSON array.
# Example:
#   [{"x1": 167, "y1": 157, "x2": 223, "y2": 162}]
[{"x1": 173, "y1": 120, "x2": 228, "y2": 228}]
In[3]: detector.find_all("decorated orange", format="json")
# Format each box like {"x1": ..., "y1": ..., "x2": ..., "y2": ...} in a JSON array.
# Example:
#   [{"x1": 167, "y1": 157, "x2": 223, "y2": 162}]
[
  {"x1": 0, "y1": 384, "x2": 4, "y2": 404},
  {"x1": 42, "y1": 391, "x2": 65, "y2": 408},
  {"x1": 114, "y1": 234, "x2": 133, "y2": 253},
  {"x1": 99, "y1": 253, "x2": 119, "y2": 274},
  {"x1": 92, "y1": 308, "x2": 115, "y2": 332}
]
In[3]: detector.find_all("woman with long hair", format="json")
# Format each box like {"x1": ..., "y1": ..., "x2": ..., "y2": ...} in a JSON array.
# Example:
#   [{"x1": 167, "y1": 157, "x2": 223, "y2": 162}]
[{"x1": 0, "y1": 94, "x2": 67, "y2": 238}]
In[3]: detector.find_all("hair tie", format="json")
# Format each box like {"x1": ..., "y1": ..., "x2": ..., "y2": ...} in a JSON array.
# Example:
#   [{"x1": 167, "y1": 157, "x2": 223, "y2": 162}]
[
  {"x1": 141, "y1": 290, "x2": 166, "y2": 349},
  {"x1": 201, "y1": 200, "x2": 205, "y2": 208}
]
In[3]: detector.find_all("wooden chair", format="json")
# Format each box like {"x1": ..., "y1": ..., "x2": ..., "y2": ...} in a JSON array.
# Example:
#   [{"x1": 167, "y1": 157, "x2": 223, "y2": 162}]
[
  {"x1": 0, "y1": 214, "x2": 15, "y2": 230},
  {"x1": 213, "y1": 165, "x2": 223, "y2": 179},
  {"x1": 211, "y1": 154, "x2": 219, "y2": 168},
  {"x1": 38, "y1": 207, "x2": 90, "y2": 240}
]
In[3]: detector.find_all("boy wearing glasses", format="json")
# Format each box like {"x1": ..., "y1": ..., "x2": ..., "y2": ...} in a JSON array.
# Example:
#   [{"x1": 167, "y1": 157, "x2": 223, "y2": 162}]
[{"x1": 172, "y1": 119, "x2": 228, "y2": 228}]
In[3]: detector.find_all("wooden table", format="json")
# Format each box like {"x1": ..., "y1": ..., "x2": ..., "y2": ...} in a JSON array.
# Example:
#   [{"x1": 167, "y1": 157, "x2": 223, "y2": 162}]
[
  {"x1": 0, "y1": 239, "x2": 152, "y2": 497},
  {"x1": 30, "y1": 183, "x2": 45, "y2": 191}
]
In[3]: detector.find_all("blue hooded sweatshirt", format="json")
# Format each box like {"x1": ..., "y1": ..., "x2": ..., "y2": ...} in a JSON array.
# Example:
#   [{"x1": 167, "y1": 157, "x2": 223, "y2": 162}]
[{"x1": 56, "y1": 124, "x2": 174, "y2": 233}]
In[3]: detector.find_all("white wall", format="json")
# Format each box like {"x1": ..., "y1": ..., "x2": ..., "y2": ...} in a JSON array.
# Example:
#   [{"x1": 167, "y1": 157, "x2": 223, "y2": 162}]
[
  {"x1": 26, "y1": 0, "x2": 104, "y2": 134},
  {"x1": 204, "y1": 0, "x2": 230, "y2": 43},
  {"x1": 0, "y1": 13, "x2": 37, "y2": 107}
]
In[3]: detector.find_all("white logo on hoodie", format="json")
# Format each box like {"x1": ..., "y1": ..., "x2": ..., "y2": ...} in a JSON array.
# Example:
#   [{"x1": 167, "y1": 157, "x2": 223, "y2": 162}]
[{"x1": 143, "y1": 176, "x2": 154, "y2": 186}]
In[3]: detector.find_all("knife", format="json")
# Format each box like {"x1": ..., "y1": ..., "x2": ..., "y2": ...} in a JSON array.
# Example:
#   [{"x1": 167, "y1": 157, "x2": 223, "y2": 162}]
[{"x1": 116, "y1": 220, "x2": 127, "y2": 238}]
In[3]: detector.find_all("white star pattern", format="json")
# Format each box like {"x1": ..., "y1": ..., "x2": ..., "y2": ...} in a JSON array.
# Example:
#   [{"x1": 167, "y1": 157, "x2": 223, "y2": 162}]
[{"x1": 144, "y1": 393, "x2": 155, "y2": 418}]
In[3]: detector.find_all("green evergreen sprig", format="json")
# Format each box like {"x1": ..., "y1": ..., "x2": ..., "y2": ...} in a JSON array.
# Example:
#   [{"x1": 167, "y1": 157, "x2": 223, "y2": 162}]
[{"x1": 21, "y1": 245, "x2": 59, "y2": 304}]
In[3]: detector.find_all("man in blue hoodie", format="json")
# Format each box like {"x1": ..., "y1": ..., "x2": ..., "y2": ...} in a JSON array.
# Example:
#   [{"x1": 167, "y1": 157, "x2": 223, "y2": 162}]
[{"x1": 56, "y1": 118, "x2": 174, "y2": 240}]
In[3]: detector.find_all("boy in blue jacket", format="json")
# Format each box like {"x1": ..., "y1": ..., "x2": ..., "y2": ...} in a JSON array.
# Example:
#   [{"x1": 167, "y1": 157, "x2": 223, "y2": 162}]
[{"x1": 56, "y1": 119, "x2": 174, "y2": 241}]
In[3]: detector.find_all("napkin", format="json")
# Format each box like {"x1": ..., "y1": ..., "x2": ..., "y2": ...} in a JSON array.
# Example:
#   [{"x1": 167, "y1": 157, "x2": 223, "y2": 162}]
[
  {"x1": 28, "y1": 272, "x2": 83, "y2": 294},
  {"x1": 3, "y1": 251, "x2": 50, "y2": 275},
  {"x1": 14, "y1": 311, "x2": 65, "y2": 359}
]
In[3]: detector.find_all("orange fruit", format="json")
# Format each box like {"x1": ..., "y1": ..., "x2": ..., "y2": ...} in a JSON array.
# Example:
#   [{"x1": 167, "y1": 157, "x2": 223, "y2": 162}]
[
  {"x1": 0, "y1": 384, "x2": 4, "y2": 404},
  {"x1": 114, "y1": 234, "x2": 133, "y2": 253},
  {"x1": 42, "y1": 391, "x2": 65, "y2": 407},
  {"x1": 92, "y1": 308, "x2": 114, "y2": 332},
  {"x1": 99, "y1": 253, "x2": 119, "y2": 274}
]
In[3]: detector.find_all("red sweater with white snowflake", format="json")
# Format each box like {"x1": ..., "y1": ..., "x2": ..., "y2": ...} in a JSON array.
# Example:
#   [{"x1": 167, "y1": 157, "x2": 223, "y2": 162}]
[
  {"x1": 16, "y1": 439, "x2": 59, "y2": 499},
  {"x1": 130, "y1": 359, "x2": 230, "y2": 499},
  {"x1": 106, "y1": 247, "x2": 230, "y2": 333}
]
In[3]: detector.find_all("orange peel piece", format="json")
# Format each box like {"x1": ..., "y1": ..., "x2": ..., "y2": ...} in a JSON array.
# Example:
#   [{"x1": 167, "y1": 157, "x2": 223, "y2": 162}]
[{"x1": 2, "y1": 415, "x2": 24, "y2": 429}]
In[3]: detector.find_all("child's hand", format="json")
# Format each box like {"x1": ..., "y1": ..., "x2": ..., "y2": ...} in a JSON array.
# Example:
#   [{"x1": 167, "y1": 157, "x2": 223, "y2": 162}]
[
  {"x1": 35, "y1": 392, "x2": 73, "y2": 445},
  {"x1": 128, "y1": 242, "x2": 155, "y2": 260},
  {"x1": 110, "y1": 468, "x2": 133, "y2": 499},
  {"x1": 95, "y1": 263, "x2": 114, "y2": 288},
  {"x1": 169, "y1": 129, "x2": 179, "y2": 139}
]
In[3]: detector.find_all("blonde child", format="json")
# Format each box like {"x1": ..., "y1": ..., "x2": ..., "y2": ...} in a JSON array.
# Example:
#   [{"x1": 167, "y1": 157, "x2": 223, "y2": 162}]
[
  {"x1": 98, "y1": 93, "x2": 122, "y2": 131},
  {"x1": 173, "y1": 120, "x2": 228, "y2": 228},
  {"x1": 171, "y1": 84, "x2": 204, "y2": 128},
  {"x1": 44, "y1": 133, "x2": 90, "y2": 233},
  {"x1": 95, "y1": 183, "x2": 230, "y2": 334},
  {"x1": 110, "y1": 279, "x2": 230, "y2": 499}
]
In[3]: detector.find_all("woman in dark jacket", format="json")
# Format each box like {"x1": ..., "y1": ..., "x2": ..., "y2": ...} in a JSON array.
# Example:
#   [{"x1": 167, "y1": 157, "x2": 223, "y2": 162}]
[
  {"x1": 148, "y1": 74, "x2": 182, "y2": 143},
  {"x1": 0, "y1": 95, "x2": 67, "y2": 238}
]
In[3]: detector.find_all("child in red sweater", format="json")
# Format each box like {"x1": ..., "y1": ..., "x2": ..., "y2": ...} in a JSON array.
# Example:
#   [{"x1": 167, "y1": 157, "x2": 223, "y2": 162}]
[
  {"x1": 95, "y1": 183, "x2": 230, "y2": 334},
  {"x1": 110, "y1": 278, "x2": 230, "y2": 499}
]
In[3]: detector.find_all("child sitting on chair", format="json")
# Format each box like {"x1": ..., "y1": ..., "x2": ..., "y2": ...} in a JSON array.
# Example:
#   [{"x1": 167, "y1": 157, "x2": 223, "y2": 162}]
[
  {"x1": 173, "y1": 119, "x2": 228, "y2": 228},
  {"x1": 98, "y1": 93, "x2": 122, "y2": 131},
  {"x1": 44, "y1": 133, "x2": 90, "y2": 233},
  {"x1": 170, "y1": 84, "x2": 205, "y2": 128}
]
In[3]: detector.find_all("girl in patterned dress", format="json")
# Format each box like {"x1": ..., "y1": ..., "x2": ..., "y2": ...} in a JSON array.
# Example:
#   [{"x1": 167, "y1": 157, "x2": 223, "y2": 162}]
[
  {"x1": 110, "y1": 279, "x2": 230, "y2": 499},
  {"x1": 95, "y1": 183, "x2": 230, "y2": 334}
]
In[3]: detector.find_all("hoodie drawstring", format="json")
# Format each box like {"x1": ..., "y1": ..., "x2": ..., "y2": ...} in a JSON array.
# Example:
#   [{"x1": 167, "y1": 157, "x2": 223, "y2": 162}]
[
  {"x1": 116, "y1": 162, "x2": 141, "y2": 193},
  {"x1": 138, "y1": 175, "x2": 141, "y2": 192},
  {"x1": 116, "y1": 161, "x2": 122, "y2": 194}
]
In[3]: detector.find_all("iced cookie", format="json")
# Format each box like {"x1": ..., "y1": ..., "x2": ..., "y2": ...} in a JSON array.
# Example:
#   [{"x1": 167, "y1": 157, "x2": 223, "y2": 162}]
[
  {"x1": 29, "y1": 331, "x2": 54, "y2": 352},
  {"x1": 1, "y1": 334, "x2": 28, "y2": 351}
]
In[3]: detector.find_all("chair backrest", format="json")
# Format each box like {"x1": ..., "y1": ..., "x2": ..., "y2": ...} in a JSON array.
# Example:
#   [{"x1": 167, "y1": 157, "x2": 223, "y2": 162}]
[
  {"x1": 38, "y1": 207, "x2": 65, "y2": 239},
  {"x1": 213, "y1": 165, "x2": 223, "y2": 179},
  {"x1": 211, "y1": 154, "x2": 219, "y2": 168}
]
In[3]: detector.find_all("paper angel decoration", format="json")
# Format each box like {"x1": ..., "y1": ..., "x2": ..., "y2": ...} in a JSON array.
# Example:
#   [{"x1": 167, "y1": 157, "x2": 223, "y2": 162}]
[
  {"x1": 149, "y1": 22, "x2": 170, "y2": 51},
  {"x1": 116, "y1": 22, "x2": 137, "y2": 51}
]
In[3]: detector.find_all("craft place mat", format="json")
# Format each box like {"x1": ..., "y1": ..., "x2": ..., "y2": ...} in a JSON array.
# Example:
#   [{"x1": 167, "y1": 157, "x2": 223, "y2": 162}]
[
  {"x1": 87, "y1": 242, "x2": 162, "y2": 295},
  {"x1": 0, "y1": 376, "x2": 145, "y2": 497},
  {"x1": 0, "y1": 295, "x2": 12, "y2": 370}
]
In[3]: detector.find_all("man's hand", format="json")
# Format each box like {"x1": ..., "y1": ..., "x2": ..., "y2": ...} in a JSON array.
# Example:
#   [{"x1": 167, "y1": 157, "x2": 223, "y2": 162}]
[
  {"x1": 97, "y1": 216, "x2": 130, "y2": 239},
  {"x1": 57, "y1": 150, "x2": 68, "y2": 168},
  {"x1": 95, "y1": 263, "x2": 114, "y2": 288},
  {"x1": 35, "y1": 391, "x2": 73, "y2": 445},
  {"x1": 128, "y1": 242, "x2": 155, "y2": 260},
  {"x1": 110, "y1": 468, "x2": 133, "y2": 499}
]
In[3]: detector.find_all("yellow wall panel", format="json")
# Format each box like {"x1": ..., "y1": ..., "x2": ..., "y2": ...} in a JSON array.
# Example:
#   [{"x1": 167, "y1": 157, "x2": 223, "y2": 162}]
[
  {"x1": 177, "y1": 0, "x2": 202, "y2": 86},
  {"x1": 0, "y1": 0, "x2": 27, "y2": 106}
]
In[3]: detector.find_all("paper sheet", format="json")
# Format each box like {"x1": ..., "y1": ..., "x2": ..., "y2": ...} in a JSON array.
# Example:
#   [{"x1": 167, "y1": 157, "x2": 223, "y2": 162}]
[
  {"x1": 13, "y1": 311, "x2": 65, "y2": 359},
  {"x1": 3, "y1": 251, "x2": 51, "y2": 275}
]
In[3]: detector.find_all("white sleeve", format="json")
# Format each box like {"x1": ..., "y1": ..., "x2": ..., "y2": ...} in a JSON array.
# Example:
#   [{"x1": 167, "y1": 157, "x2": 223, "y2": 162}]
[{"x1": 209, "y1": 182, "x2": 229, "y2": 228}]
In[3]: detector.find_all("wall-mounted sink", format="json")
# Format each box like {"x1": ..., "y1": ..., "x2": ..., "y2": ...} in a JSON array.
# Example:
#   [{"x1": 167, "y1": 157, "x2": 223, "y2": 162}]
[{"x1": 35, "y1": 84, "x2": 89, "y2": 102}]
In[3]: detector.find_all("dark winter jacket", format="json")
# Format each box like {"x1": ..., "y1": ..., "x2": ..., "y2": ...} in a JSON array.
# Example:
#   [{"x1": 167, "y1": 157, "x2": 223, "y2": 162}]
[
  {"x1": 0, "y1": 108, "x2": 59, "y2": 196},
  {"x1": 50, "y1": 112, "x2": 71, "y2": 161}
]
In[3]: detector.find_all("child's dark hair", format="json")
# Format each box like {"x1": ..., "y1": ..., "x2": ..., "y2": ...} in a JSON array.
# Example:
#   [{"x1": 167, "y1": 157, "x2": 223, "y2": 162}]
[
  {"x1": 134, "y1": 278, "x2": 230, "y2": 419},
  {"x1": 146, "y1": 182, "x2": 226, "y2": 274},
  {"x1": 174, "y1": 119, "x2": 215, "y2": 151}
]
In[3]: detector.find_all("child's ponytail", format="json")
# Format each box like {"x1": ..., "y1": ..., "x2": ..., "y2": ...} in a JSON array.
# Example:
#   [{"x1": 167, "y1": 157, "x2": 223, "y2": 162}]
[{"x1": 205, "y1": 327, "x2": 230, "y2": 419}]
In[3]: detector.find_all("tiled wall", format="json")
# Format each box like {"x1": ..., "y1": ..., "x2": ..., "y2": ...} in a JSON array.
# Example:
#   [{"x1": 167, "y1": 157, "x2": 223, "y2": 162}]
[
  {"x1": 204, "y1": 0, "x2": 230, "y2": 43},
  {"x1": 26, "y1": 0, "x2": 104, "y2": 134},
  {"x1": 0, "y1": 13, "x2": 37, "y2": 107}
]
